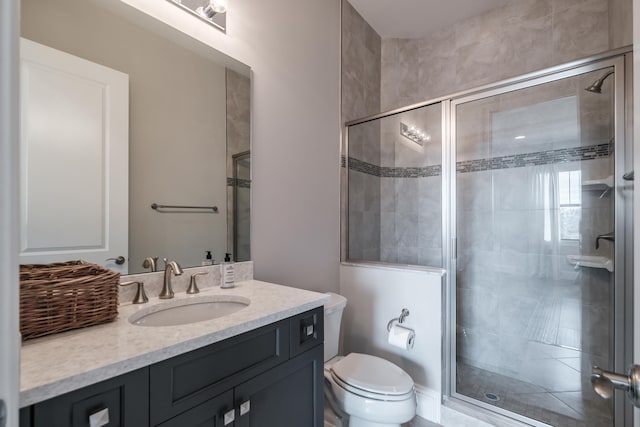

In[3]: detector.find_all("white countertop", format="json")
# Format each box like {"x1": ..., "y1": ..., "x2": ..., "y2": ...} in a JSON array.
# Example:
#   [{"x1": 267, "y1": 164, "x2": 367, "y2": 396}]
[{"x1": 20, "y1": 280, "x2": 330, "y2": 407}]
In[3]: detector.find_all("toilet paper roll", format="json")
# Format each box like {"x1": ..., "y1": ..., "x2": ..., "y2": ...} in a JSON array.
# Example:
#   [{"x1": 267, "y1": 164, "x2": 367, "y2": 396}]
[{"x1": 387, "y1": 324, "x2": 415, "y2": 350}]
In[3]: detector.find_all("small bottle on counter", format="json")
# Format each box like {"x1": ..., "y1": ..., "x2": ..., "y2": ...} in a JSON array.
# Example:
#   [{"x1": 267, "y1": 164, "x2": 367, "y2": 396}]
[
  {"x1": 221, "y1": 252, "x2": 235, "y2": 288},
  {"x1": 202, "y1": 250, "x2": 213, "y2": 266}
]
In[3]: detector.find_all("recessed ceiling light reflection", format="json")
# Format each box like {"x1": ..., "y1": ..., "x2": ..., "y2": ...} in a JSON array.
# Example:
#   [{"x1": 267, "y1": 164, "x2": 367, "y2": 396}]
[{"x1": 514, "y1": 135, "x2": 526, "y2": 140}]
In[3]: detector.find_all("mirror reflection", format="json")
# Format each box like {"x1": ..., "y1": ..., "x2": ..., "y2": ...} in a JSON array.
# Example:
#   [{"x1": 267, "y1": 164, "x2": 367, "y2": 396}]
[{"x1": 20, "y1": 0, "x2": 251, "y2": 274}]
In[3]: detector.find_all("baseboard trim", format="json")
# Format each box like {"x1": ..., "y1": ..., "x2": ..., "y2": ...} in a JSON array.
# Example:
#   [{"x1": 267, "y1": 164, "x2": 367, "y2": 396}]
[{"x1": 415, "y1": 384, "x2": 441, "y2": 424}]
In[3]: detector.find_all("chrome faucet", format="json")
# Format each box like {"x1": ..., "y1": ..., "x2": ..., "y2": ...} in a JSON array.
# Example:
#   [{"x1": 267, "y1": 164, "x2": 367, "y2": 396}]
[
  {"x1": 595, "y1": 232, "x2": 615, "y2": 250},
  {"x1": 159, "y1": 258, "x2": 183, "y2": 299}
]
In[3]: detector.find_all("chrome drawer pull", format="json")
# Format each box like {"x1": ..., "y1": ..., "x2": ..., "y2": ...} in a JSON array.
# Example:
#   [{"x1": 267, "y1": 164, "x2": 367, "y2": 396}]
[
  {"x1": 240, "y1": 400, "x2": 251, "y2": 416},
  {"x1": 223, "y1": 408, "x2": 235, "y2": 425},
  {"x1": 89, "y1": 407, "x2": 110, "y2": 427}
]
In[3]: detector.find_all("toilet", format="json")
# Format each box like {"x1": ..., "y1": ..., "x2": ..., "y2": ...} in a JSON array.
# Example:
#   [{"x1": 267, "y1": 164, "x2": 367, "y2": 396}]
[{"x1": 324, "y1": 292, "x2": 416, "y2": 427}]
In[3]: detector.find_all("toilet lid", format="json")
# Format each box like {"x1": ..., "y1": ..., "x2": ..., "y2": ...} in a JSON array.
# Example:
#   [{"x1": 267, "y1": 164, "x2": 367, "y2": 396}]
[{"x1": 330, "y1": 353, "x2": 414, "y2": 395}]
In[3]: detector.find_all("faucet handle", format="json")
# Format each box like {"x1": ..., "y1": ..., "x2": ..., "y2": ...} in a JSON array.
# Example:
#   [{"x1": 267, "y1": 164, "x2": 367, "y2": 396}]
[
  {"x1": 119, "y1": 280, "x2": 149, "y2": 304},
  {"x1": 142, "y1": 257, "x2": 158, "y2": 272},
  {"x1": 187, "y1": 272, "x2": 208, "y2": 294}
]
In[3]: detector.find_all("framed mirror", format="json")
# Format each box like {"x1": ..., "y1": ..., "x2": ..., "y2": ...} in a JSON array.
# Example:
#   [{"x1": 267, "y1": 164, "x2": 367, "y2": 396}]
[{"x1": 20, "y1": 0, "x2": 251, "y2": 274}]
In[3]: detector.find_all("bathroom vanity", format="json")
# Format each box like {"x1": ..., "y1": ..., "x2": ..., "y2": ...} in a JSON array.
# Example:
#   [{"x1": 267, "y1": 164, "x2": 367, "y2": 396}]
[{"x1": 18, "y1": 280, "x2": 328, "y2": 426}]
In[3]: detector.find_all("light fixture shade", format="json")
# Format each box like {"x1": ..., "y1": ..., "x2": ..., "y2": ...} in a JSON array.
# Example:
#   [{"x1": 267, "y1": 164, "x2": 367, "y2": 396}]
[
  {"x1": 209, "y1": 0, "x2": 228, "y2": 13},
  {"x1": 198, "y1": 0, "x2": 227, "y2": 19},
  {"x1": 169, "y1": 0, "x2": 227, "y2": 33}
]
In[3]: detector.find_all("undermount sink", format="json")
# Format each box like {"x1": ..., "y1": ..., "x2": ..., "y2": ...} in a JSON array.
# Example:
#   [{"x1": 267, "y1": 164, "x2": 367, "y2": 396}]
[{"x1": 129, "y1": 295, "x2": 250, "y2": 327}]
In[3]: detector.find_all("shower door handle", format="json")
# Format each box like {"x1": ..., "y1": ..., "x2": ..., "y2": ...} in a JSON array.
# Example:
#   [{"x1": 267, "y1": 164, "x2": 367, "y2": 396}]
[
  {"x1": 591, "y1": 365, "x2": 640, "y2": 407},
  {"x1": 623, "y1": 170, "x2": 634, "y2": 181}
]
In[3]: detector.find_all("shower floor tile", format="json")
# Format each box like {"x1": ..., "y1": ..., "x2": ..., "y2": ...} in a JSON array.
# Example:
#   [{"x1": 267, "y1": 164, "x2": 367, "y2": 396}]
[{"x1": 456, "y1": 362, "x2": 613, "y2": 427}]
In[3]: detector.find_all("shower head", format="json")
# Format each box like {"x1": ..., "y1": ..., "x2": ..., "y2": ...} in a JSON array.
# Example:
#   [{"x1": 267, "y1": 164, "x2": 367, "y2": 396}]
[{"x1": 585, "y1": 70, "x2": 614, "y2": 93}]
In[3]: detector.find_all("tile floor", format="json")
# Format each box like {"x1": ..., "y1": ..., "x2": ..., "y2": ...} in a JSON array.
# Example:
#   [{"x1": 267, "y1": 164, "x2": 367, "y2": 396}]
[
  {"x1": 456, "y1": 361, "x2": 612, "y2": 426},
  {"x1": 324, "y1": 408, "x2": 440, "y2": 427},
  {"x1": 403, "y1": 416, "x2": 442, "y2": 427}
]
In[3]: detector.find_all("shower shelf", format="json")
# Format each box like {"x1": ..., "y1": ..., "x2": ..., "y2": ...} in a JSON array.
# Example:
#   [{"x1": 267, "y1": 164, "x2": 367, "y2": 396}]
[
  {"x1": 582, "y1": 176, "x2": 613, "y2": 191},
  {"x1": 582, "y1": 176, "x2": 613, "y2": 198},
  {"x1": 566, "y1": 255, "x2": 614, "y2": 272}
]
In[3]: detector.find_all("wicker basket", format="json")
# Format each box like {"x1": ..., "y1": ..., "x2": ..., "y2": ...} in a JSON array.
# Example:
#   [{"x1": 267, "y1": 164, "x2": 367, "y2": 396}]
[{"x1": 20, "y1": 260, "x2": 120, "y2": 340}]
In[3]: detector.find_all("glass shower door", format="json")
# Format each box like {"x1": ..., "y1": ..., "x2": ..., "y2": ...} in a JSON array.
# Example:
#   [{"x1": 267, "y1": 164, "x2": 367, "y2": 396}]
[
  {"x1": 233, "y1": 151, "x2": 251, "y2": 262},
  {"x1": 451, "y1": 61, "x2": 626, "y2": 426}
]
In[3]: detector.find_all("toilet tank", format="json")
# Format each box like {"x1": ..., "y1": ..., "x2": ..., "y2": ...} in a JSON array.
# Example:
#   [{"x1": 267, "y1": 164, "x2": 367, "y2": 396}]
[{"x1": 324, "y1": 292, "x2": 347, "y2": 362}]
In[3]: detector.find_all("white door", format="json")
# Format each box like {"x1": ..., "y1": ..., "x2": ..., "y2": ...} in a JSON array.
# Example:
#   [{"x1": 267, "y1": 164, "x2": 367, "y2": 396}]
[
  {"x1": 1, "y1": 0, "x2": 20, "y2": 425},
  {"x1": 19, "y1": 38, "x2": 129, "y2": 273}
]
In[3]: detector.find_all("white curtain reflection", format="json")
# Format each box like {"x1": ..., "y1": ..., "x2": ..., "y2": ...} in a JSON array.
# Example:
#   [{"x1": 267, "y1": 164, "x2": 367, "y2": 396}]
[
  {"x1": 531, "y1": 166, "x2": 561, "y2": 278},
  {"x1": 529, "y1": 166, "x2": 581, "y2": 280}
]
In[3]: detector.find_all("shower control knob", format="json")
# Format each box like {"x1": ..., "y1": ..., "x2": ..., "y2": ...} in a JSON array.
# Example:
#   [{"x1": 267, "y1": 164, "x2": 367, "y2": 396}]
[{"x1": 591, "y1": 365, "x2": 640, "y2": 407}]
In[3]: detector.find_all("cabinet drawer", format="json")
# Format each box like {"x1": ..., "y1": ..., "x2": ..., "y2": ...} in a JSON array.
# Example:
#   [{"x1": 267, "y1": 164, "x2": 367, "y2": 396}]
[
  {"x1": 290, "y1": 307, "x2": 324, "y2": 358},
  {"x1": 31, "y1": 367, "x2": 148, "y2": 427},
  {"x1": 150, "y1": 319, "x2": 290, "y2": 425}
]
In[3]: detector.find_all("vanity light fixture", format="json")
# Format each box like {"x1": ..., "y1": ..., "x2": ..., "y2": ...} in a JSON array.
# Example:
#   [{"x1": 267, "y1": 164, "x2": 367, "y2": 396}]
[
  {"x1": 197, "y1": 0, "x2": 228, "y2": 18},
  {"x1": 400, "y1": 122, "x2": 429, "y2": 146},
  {"x1": 168, "y1": 0, "x2": 228, "y2": 33}
]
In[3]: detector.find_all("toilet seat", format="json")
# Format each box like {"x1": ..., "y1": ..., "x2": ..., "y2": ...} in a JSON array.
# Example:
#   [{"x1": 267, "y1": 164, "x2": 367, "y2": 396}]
[{"x1": 329, "y1": 353, "x2": 414, "y2": 401}]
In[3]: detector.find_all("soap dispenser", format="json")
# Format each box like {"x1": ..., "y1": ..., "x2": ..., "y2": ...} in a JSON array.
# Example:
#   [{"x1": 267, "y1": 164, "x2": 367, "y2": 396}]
[
  {"x1": 221, "y1": 253, "x2": 235, "y2": 289},
  {"x1": 202, "y1": 250, "x2": 213, "y2": 266}
]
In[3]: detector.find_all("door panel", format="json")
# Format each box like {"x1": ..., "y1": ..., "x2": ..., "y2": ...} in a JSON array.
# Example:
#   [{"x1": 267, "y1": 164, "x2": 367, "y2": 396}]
[{"x1": 19, "y1": 38, "x2": 129, "y2": 273}]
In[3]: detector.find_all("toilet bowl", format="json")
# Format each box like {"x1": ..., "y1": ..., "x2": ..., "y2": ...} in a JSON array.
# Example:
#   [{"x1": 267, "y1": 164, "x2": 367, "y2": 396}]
[{"x1": 324, "y1": 293, "x2": 416, "y2": 427}]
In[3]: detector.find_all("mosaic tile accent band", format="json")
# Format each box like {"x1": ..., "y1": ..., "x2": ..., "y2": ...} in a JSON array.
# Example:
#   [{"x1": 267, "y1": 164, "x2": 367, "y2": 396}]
[
  {"x1": 344, "y1": 142, "x2": 611, "y2": 177},
  {"x1": 227, "y1": 177, "x2": 252, "y2": 188},
  {"x1": 456, "y1": 142, "x2": 611, "y2": 173},
  {"x1": 347, "y1": 157, "x2": 442, "y2": 177}
]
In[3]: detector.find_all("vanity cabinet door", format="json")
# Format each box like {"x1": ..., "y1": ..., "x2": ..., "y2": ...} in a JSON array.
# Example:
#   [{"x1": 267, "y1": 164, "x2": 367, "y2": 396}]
[
  {"x1": 149, "y1": 319, "x2": 290, "y2": 425},
  {"x1": 156, "y1": 390, "x2": 233, "y2": 427},
  {"x1": 31, "y1": 367, "x2": 148, "y2": 427},
  {"x1": 234, "y1": 345, "x2": 324, "y2": 427}
]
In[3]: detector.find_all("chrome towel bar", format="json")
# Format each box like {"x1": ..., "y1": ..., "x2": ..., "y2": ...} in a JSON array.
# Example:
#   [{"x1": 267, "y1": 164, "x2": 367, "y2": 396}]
[{"x1": 151, "y1": 203, "x2": 219, "y2": 213}]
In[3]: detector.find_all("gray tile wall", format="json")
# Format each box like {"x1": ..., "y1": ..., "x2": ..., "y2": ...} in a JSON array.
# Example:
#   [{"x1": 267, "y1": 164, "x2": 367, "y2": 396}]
[
  {"x1": 379, "y1": 103, "x2": 442, "y2": 267},
  {"x1": 380, "y1": 0, "x2": 630, "y2": 112},
  {"x1": 346, "y1": 101, "x2": 442, "y2": 267},
  {"x1": 343, "y1": 0, "x2": 628, "y2": 268},
  {"x1": 342, "y1": 1, "x2": 382, "y2": 261}
]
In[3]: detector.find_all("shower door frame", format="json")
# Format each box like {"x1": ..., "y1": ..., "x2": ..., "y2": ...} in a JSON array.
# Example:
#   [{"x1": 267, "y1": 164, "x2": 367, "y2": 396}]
[{"x1": 444, "y1": 52, "x2": 633, "y2": 427}]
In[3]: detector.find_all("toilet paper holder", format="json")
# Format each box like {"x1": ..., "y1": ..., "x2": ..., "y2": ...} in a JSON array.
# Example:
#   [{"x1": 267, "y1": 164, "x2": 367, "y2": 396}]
[{"x1": 387, "y1": 308, "x2": 410, "y2": 332}]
